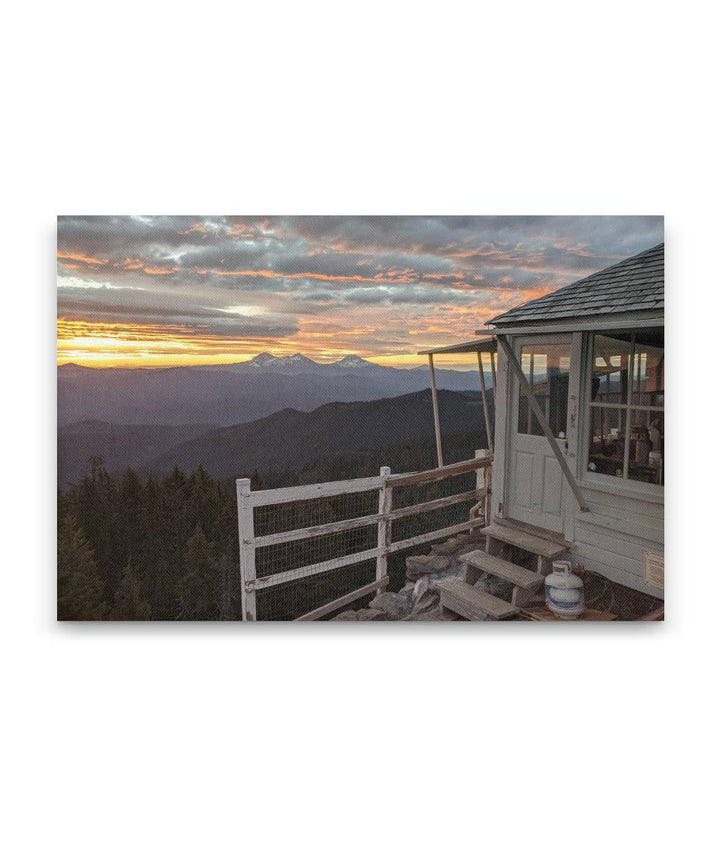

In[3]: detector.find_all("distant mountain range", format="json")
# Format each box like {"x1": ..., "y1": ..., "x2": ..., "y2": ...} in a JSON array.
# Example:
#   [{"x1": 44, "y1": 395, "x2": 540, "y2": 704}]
[
  {"x1": 58, "y1": 353, "x2": 488, "y2": 426},
  {"x1": 240, "y1": 352, "x2": 377, "y2": 372},
  {"x1": 57, "y1": 388, "x2": 493, "y2": 487}
]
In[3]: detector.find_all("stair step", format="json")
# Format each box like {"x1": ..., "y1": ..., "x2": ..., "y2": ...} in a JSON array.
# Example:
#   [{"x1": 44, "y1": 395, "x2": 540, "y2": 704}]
[
  {"x1": 481, "y1": 524, "x2": 568, "y2": 560},
  {"x1": 493, "y1": 516, "x2": 572, "y2": 548},
  {"x1": 435, "y1": 578, "x2": 519, "y2": 621},
  {"x1": 460, "y1": 550, "x2": 545, "y2": 590}
]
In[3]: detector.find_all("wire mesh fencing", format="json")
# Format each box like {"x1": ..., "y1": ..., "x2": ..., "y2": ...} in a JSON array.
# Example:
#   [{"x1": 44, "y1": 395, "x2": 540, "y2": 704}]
[{"x1": 237, "y1": 452, "x2": 492, "y2": 621}]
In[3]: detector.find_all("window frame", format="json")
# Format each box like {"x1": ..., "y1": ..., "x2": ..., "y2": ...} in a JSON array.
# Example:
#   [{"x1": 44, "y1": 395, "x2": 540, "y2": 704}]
[
  {"x1": 579, "y1": 327, "x2": 664, "y2": 500},
  {"x1": 515, "y1": 339, "x2": 572, "y2": 439}
]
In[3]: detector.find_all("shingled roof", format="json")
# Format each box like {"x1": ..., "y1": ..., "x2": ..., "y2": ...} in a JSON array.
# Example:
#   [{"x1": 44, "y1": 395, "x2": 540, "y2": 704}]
[{"x1": 489, "y1": 243, "x2": 664, "y2": 326}]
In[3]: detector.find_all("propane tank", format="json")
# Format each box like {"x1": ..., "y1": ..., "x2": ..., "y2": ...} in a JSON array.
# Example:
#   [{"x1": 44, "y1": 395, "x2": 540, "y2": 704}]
[{"x1": 545, "y1": 561, "x2": 584, "y2": 620}]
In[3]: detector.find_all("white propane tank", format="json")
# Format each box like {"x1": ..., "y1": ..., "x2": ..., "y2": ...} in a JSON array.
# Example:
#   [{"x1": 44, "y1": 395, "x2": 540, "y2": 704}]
[{"x1": 545, "y1": 561, "x2": 584, "y2": 620}]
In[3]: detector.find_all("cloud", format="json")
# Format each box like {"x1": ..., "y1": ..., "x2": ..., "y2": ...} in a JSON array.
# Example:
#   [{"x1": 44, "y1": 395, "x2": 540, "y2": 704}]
[{"x1": 57, "y1": 215, "x2": 664, "y2": 365}]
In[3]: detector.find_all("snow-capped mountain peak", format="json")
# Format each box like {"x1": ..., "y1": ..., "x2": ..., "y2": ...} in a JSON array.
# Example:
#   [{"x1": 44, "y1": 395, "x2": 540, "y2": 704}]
[
  {"x1": 247, "y1": 352, "x2": 278, "y2": 367},
  {"x1": 246, "y1": 352, "x2": 320, "y2": 371},
  {"x1": 333, "y1": 354, "x2": 373, "y2": 369}
]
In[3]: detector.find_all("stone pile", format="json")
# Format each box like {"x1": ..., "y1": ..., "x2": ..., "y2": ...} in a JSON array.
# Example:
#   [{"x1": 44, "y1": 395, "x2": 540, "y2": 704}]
[{"x1": 331, "y1": 530, "x2": 510, "y2": 621}]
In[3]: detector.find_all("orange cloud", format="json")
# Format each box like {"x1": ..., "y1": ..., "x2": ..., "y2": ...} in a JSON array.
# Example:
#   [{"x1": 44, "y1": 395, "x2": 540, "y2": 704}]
[{"x1": 57, "y1": 251, "x2": 108, "y2": 266}]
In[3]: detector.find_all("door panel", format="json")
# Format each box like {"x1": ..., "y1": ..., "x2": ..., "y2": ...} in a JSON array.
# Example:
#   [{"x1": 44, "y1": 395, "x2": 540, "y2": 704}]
[
  {"x1": 541, "y1": 455, "x2": 563, "y2": 516},
  {"x1": 508, "y1": 336, "x2": 572, "y2": 533},
  {"x1": 512, "y1": 450, "x2": 534, "y2": 510}
]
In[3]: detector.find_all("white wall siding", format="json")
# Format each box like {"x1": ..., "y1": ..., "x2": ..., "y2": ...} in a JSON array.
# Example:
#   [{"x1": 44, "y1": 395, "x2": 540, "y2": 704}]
[{"x1": 571, "y1": 487, "x2": 664, "y2": 598}]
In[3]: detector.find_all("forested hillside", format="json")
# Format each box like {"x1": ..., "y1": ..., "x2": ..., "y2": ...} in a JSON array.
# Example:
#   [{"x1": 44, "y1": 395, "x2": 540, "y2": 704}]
[
  {"x1": 57, "y1": 426, "x2": 487, "y2": 620},
  {"x1": 58, "y1": 388, "x2": 493, "y2": 487}
]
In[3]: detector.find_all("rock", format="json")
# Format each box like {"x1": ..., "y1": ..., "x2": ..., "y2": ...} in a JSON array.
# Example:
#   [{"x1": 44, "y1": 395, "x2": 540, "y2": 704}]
[
  {"x1": 369, "y1": 592, "x2": 412, "y2": 619},
  {"x1": 473, "y1": 573, "x2": 513, "y2": 600},
  {"x1": 399, "y1": 582, "x2": 415, "y2": 600},
  {"x1": 405, "y1": 604, "x2": 459, "y2": 621},
  {"x1": 356, "y1": 608, "x2": 386, "y2": 621},
  {"x1": 430, "y1": 540, "x2": 459, "y2": 556},
  {"x1": 412, "y1": 591, "x2": 440, "y2": 615},
  {"x1": 331, "y1": 610, "x2": 359, "y2": 621},
  {"x1": 412, "y1": 577, "x2": 430, "y2": 603},
  {"x1": 405, "y1": 554, "x2": 450, "y2": 580},
  {"x1": 426, "y1": 565, "x2": 466, "y2": 592}
]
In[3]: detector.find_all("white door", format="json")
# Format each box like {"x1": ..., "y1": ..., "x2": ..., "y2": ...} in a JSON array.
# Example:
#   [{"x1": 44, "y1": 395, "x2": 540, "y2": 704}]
[{"x1": 507, "y1": 336, "x2": 572, "y2": 534}]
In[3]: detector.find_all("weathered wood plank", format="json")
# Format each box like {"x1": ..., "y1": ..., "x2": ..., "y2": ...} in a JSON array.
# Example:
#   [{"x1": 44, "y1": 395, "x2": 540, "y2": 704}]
[
  {"x1": 376, "y1": 467, "x2": 392, "y2": 593},
  {"x1": 460, "y1": 550, "x2": 545, "y2": 590},
  {"x1": 249, "y1": 475, "x2": 383, "y2": 507},
  {"x1": 428, "y1": 353, "x2": 444, "y2": 467},
  {"x1": 477, "y1": 351, "x2": 493, "y2": 453},
  {"x1": 387, "y1": 456, "x2": 492, "y2": 488},
  {"x1": 252, "y1": 547, "x2": 379, "y2": 590},
  {"x1": 521, "y1": 605, "x2": 618, "y2": 621},
  {"x1": 386, "y1": 519, "x2": 485, "y2": 555},
  {"x1": 387, "y1": 489, "x2": 479, "y2": 521},
  {"x1": 475, "y1": 449, "x2": 491, "y2": 524},
  {"x1": 436, "y1": 578, "x2": 519, "y2": 620},
  {"x1": 295, "y1": 576, "x2": 389, "y2": 621},
  {"x1": 236, "y1": 478, "x2": 257, "y2": 621},
  {"x1": 251, "y1": 513, "x2": 380, "y2": 548},
  {"x1": 482, "y1": 523, "x2": 568, "y2": 559},
  {"x1": 493, "y1": 515, "x2": 572, "y2": 548}
]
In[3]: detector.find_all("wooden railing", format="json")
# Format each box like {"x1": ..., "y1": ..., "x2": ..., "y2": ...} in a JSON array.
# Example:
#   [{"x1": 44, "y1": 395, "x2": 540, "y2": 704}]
[{"x1": 236, "y1": 450, "x2": 492, "y2": 621}]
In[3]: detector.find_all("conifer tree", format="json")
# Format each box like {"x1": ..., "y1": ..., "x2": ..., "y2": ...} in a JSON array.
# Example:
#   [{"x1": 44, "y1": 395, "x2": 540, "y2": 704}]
[
  {"x1": 57, "y1": 514, "x2": 107, "y2": 620},
  {"x1": 177, "y1": 524, "x2": 219, "y2": 620},
  {"x1": 250, "y1": 469, "x2": 267, "y2": 490},
  {"x1": 217, "y1": 553, "x2": 236, "y2": 620},
  {"x1": 110, "y1": 562, "x2": 152, "y2": 620}
]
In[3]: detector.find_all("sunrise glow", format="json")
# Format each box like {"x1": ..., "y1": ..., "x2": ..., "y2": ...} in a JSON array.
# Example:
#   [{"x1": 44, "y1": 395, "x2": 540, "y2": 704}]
[{"x1": 57, "y1": 216, "x2": 664, "y2": 370}]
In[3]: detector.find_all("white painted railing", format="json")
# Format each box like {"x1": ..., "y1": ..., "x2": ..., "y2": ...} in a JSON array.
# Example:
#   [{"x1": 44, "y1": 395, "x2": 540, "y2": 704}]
[{"x1": 236, "y1": 450, "x2": 492, "y2": 621}]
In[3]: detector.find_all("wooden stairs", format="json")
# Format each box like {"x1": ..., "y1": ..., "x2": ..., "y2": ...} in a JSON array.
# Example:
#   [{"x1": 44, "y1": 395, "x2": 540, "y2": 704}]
[{"x1": 437, "y1": 519, "x2": 571, "y2": 620}]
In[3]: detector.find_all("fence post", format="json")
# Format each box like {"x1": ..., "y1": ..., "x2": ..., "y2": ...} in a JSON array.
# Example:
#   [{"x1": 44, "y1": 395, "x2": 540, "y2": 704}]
[
  {"x1": 236, "y1": 477, "x2": 257, "y2": 621},
  {"x1": 376, "y1": 466, "x2": 392, "y2": 593},
  {"x1": 475, "y1": 449, "x2": 492, "y2": 526}
]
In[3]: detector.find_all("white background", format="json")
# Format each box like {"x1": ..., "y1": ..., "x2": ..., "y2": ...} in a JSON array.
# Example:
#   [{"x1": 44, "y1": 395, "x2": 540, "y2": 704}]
[{"x1": 2, "y1": 2, "x2": 718, "y2": 854}]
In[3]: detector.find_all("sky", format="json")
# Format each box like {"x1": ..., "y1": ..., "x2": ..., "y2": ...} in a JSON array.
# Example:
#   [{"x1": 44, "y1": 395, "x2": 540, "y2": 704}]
[{"x1": 57, "y1": 215, "x2": 663, "y2": 369}]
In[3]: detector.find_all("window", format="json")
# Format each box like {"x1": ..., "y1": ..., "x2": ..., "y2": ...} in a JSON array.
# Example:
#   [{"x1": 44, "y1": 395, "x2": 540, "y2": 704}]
[
  {"x1": 517, "y1": 343, "x2": 571, "y2": 437},
  {"x1": 586, "y1": 328, "x2": 664, "y2": 486}
]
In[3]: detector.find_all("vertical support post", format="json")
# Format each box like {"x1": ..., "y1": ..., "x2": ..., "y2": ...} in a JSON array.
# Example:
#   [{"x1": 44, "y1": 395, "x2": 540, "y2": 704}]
[
  {"x1": 477, "y1": 351, "x2": 494, "y2": 453},
  {"x1": 376, "y1": 466, "x2": 392, "y2": 594},
  {"x1": 475, "y1": 449, "x2": 492, "y2": 525},
  {"x1": 236, "y1": 478, "x2": 257, "y2": 621},
  {"x1": 428, "y1": 353, "x2": 444, "y2": 467},
  {"x1": 490, "y1": 348, "x2": 497, "y2": 394},
  {"x1": 623, "y1": 332, "x2": 636, "y2": 480}
]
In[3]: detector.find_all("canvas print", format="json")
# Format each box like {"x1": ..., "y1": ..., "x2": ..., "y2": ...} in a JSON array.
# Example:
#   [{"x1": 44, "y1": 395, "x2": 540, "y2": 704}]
[{"x1": 57, "y1": 216, "x2": 664, "y2": 621}]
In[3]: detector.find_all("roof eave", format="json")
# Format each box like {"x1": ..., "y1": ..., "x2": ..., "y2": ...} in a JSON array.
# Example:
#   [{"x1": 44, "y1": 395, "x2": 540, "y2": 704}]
[{"x1": 476, "y1": 308, "x2": 664, "y2": 336}]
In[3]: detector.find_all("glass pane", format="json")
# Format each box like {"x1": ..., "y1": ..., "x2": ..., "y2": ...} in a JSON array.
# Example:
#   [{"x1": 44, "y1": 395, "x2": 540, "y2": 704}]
[
  {"x1": 590, "y1": 334, "x2": 633, "y2": 406},
  {"x1": 517, "y1": 343, "x2": 570, "y2": 437},
  {"x1": 631, "y1": 328, "x2": 664, "y2": 407},
  {"x1": 628, "y1": 410, "x2": 664, "y2": 486},
  {"x1": 588, "y1": 407, "x2": 627, "y2": 478}
]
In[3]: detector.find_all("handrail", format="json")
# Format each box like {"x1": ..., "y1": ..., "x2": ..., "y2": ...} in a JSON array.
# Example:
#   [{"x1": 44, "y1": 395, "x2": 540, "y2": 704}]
[{"x1": 237, "y1": 451, "x2": 493, "y2": 619}]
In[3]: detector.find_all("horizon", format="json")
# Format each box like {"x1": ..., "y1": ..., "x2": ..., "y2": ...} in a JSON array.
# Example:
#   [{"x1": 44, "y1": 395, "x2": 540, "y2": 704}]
[
  {"x1": 56, "y1": 350, "x2": 480, "y2": 372},
  {"x1": 57, "y1": 215, "x2": 663, "y2": 370}
]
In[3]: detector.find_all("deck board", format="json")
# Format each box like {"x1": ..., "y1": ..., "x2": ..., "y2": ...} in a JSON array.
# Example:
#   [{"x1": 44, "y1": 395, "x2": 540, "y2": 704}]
[
  {"x1": 481, "y1": 524, "x2": 568, "y2": 559},
  {"x1": 460, "y1": 550, "x2": 545, "y2": 590},
  {"x1": 435, "y1": 578, "x2": 519, "y2": 621}
]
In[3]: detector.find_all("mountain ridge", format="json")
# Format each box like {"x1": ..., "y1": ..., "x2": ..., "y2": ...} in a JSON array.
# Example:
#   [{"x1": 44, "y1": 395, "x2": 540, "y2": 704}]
[
  {"x1": 58, "y1": 388, "x2": 494, "y2": 487},
  {"x1": 58, "y1": 354, "x2": 490, "y2": 426}
]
